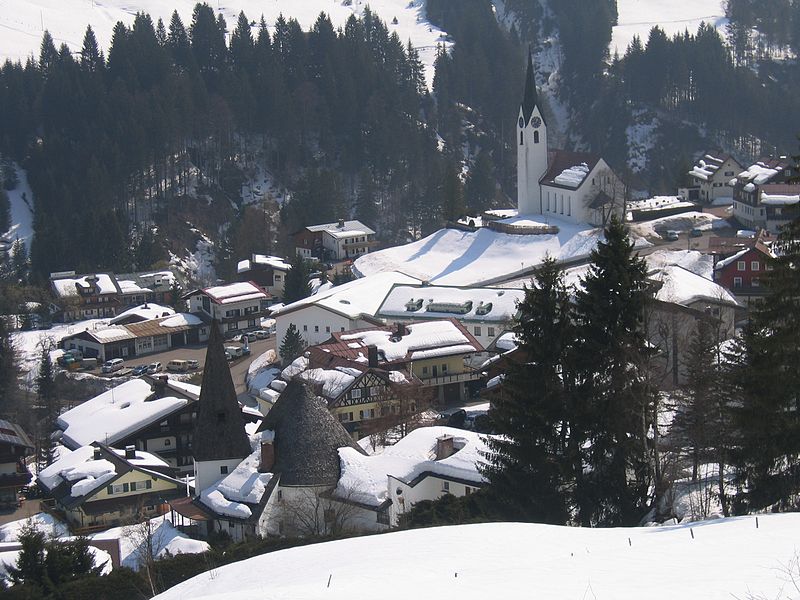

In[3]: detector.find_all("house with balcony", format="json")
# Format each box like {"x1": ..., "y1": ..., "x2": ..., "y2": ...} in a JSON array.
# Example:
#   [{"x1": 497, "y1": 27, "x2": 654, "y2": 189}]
[
  {"x1": 50, "y1": 271, "x2": 122, "y2": 321},
  {"x1": 115, "y1": 270, "x2": 179, "y2": 307},
  {"x1": 236, "y1": 254, "x2": 291, "y2": 299},
  {"x1": 56, "y1": 376, "x2": 201, "y2": 474},
  {"x1": 714, "y1": 239, "x2": 776, "y2": 306},
  {"x1": 731, "y1": 159, "x2": 797, "y2": 232},
  {"x1": 688, "y1": 152, "x2": 742, "y2": 204},
  {"x1": 38, "y1": 443, "x2": 183, "y2": 532},
  {"x1": 293, "y1": 219, "x2": 377, "y2": 262},
  {"x1": 185, "y1": 281, "x2": 271, "y2": 337},
  {"x1": 0, "y1": 419, "x2": 33, "y2": 508}
]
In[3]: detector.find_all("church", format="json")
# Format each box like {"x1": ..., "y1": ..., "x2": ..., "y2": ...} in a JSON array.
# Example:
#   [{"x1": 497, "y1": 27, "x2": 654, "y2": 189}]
[{"x1": 515, "y1": 53, "x2": 623, "y2": 227}]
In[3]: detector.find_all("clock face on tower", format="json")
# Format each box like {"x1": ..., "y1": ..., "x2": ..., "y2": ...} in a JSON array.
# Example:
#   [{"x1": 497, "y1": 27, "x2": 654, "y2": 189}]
[
  {"x1": 518, "y1": 117, "x2": 525, "y2": 128},
  {"x1": 531, "y1": 116, "x2": 542, "y2": 128}
]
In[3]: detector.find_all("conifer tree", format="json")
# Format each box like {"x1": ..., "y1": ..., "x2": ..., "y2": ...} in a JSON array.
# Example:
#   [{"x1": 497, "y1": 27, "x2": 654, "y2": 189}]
[
  {"x1": 279, "y1": 323, "x2": 305, "y2": 365},
  {"x1": 0, "y1": 187, "x2": 10, "y2": 234},
  {"x1": 574, "y1": 216, "x2": 652, "y2": 526},
  {"x1": 483, "y1": 256, "x2": 575, "y2": 523},
  {"x1": 80, "y1": 25, "x2": 102, "y2": 72},
  {"x1": 35, "y1": 345, "x2": 57, "y2": 474},
  {"x1": 0, "y1": 312, "x2": 16, "y2": 415},
  {"x1": 282, "y1": 253, "x2": 311, "y2": 304}
]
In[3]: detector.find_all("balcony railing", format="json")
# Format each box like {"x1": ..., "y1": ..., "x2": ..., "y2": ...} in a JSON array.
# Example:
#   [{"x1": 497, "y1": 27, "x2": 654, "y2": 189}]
[{"x1": 418, "y1": 371, "x2": 483, "y2": 386}]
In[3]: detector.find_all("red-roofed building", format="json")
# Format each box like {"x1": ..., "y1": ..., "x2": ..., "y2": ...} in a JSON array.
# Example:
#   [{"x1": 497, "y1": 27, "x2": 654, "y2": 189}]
[{"x1": 713, "y1": 240, "x2": 775, "y2": 305}]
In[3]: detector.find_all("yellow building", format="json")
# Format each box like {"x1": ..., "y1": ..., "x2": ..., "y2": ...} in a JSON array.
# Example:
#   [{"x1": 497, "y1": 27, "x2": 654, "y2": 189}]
[{"x1": 38, "y1": 443, "x2": 185, "y2": 532}]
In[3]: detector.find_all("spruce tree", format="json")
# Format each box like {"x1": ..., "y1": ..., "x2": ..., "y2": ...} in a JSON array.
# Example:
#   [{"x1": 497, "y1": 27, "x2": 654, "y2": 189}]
[
  {"x1": 0, "y1": 307, "x2": 17, "y2": 414},
  {"x1": 0, "y1": 187, "x2": 10, "y2": 234},
  {"x1": 732, "y1": 213, "x2": 800, "y2": 512},
  {"x1": 279, "y1": 323, "x2": 305, "y2": 365},
  {"x1": 574, "y1": 216, "x2": 652, "y2": 526},
  {"x1": 483, "y1": 256, "x2": 575, "y2": 523},
  {"x1": 282, "y1": 253, "x2": 311, "y2": 304},
  {"x1": 35, "y1": 346, "x2": 58, "y2": 474}
]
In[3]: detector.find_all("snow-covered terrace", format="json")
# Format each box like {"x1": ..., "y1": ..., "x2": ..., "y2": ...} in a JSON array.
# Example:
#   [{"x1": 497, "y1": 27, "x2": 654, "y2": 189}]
[
  {"x1": 110, "y1": 303, "x2": 175, "y2": 324},
  {"x1": 377, "y1": 285, "x2": 523, "y2": 323},
  {"x1": 203, "y1": 282, "x2": 269, "y2": 304},
  {"x1": 237, "y1": 254, "x2": 292, "y2": 274},
  {"x1": 51, "y1": 273, "x2": 118, "y2": 297}
]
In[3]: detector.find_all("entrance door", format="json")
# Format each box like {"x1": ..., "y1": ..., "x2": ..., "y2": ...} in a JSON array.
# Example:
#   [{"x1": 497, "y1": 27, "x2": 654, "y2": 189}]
[{"x1": 432, "y1": 365, "x2": 438, "y2": 377}]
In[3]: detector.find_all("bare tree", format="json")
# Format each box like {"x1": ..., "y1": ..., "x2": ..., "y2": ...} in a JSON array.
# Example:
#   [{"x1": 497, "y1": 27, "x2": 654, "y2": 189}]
[
  {"x1": 278, "y1": 487, "x2": 360, "y2": 538},
  {"x1": 123, "y1": 517, "x2": 169, "y2": 596}
]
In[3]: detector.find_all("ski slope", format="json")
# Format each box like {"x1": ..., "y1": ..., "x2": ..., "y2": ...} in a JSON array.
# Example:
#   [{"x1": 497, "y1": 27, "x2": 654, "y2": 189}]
[
  {"x1": 0, "y1": 0, "x2": 450, "y2": 88},
  {"x1": 612, "y1": 0, "x2": 728, "y2": 55},
  {"x1": 154, "y1": 514, "x2": 800, "y2": 600}
]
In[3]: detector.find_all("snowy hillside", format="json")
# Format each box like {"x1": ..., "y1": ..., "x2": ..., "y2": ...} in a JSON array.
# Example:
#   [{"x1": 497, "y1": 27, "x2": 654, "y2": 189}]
[
  {"x1": 612, "y1": 0, "x2": 728, "y2": 55},
  {"x1": 154, "y1": 514, "x2": 800, "y2": 599},
  {"x1": 0, "y1": 0, "x2": 450, "y2": 88}
]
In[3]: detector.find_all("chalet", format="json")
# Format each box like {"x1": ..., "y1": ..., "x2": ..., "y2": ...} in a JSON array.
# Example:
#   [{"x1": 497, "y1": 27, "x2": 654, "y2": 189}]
[
  {"x1": 293, "y1": 219, "x2": 377, "y2": 261},
  {"x1": 688, "y1": 152, "x2": 743, "y2": 204},
  {"x1": 38, "y1": 443, "x2": 183, "y2": 532},
  {"x1": 59, "y1": 312, "x2": 208, "y2": 362},
  {"x1": 0, "y1": 419, "x2": 33, "y2": 508},
  {"x1": 273, "y1": 271, "x2": 419, "y2": 347},
  {"x1": 731, "y1": 158, "x2": 797, "y2": 232},
  {"x1": 185, "y1": 281, "x2": 271, "y2": 337},
  {"x1": 375, "y1": 283, "x2": 522, "y2": 348},
  {"x1": 109, "y1": 303, "x2": 175, "y2": 326},
  {"x1": 56, "y1": 376, "x2": 201, "y2": 474},
  {"x1": 50, "y1": 271, "x2": 122, "y2": 321},
  {"x1": 115, "y1": 270, "x2": 179, "y2": 307},
  {"x1": 713, "y1": 239, "x2": 776, "y2": 306},
  {"x1": 236, "y1": 254, "x2": 291, "y2": 299}
]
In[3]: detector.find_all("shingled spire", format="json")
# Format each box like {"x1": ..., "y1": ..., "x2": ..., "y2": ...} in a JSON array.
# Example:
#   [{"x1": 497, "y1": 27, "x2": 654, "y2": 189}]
[
  {"x1": 520, "y1": 49, "x2": 538, "y2": 124},
  {"x1": 193, "y1": 322, "x2": 251, "y2": 463}
]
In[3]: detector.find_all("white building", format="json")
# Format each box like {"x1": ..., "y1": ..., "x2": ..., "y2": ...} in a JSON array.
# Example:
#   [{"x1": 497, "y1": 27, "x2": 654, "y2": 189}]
[
  {"x1": 236, "y1": 254, "x2": 291, "y2": 299},
  {"x1": 294, "y1": 219, "x2": 377, "y2": 261},
  {"x1": 186, "y1": 281, "x2": 271, "y2": 336},
  {"x1": 688, "y1": 152, "x2": 742, "y2": 204},
  {"x1": 516, "y1": 53, "x2": 623, "y2": 227}
]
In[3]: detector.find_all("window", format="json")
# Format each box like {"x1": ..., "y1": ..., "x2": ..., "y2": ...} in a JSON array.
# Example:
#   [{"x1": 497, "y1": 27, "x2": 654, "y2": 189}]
[
  {"x1": 487, "y1": 327, "x2": 495, "y2": 337},
  {"x1": 567, "y1": 197, "x2": 571, "y2": 217},
  {"x1": 737, "y1": 261, "x2": 746, "y2": 271},
  {"x1": 441, "y1": 363, "x2": 448, "y2": 373},
  {"x1": 359, "y1": 410, "x2": 365, "y2": 420},
  {"x1": 314, "y1": 325, "x2": 319, "y2": 333},
  {"x1": 351, "y1": 388, "x2": 362, "y2": 399},
  {"x1": 369, "y1": 386, "x2": 380, "y2": 397},
  {"x1": 442, "y1": 481, "x2": 450, "y2": 492},
  {"x1": 474, "y1": 326, "x2": 481, "y2": 337},
  {"x1": 227, "y1": 322, "x2": 238, "y2": 331},
  {"x1": 303, "y1": 325, "x2": 308, "y2": 332},
  {"x1": 164, "y1": 439, "x2": 171, "y2": 446},
  {"x1": 339, "y1": 412, "x2": 350, "y2": 422},
  {"x1": 377, "y1": 511, "x2": 390, "y2": 525},
  {"x1": 751, "y1": 261, "x2": 760, "y2": 271},
  {"x1": 533, "y1": 130, "x2": 539, "y2": 144},
  {"x1": 422, "y1": 366, "x2": 428, "y2": 375},
  {"x1": 220, "y1": 465, "x2": 229, "y2": 474},
  {"x1": 752, "y1": 278, "x2": 760, "y2": 287},
  {"x1": 465, "y1": 486, "x2": 472, "y2": 495},
  {"x1": 520, "y1": 131, "x2": 523, "y2": 145},
  {"x1": 733, "y1": 277, "x2": 743, "y2": 287},
  {"x1": 228, "y1": 521, "x2": 235, "y2": 528},
  {"x1": 326, "y1": 326, "x2": 330, "y2": 333}
]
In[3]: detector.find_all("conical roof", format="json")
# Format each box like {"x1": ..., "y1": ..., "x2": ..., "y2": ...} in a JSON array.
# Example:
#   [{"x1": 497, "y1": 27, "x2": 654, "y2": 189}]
[
  {"x1": 521, "y1": 50, "x2": 538, "y2": 123},
  {"x1": 192, "y1": 322, "x2": 251, "y2": 462},
  {"x1": 260, "y1": 381, "x2": 366, "y2": 486}
]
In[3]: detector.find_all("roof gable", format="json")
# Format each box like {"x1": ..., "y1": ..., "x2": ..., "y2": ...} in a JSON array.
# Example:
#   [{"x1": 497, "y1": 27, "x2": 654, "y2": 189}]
[{"x1": 540, "y1": 150, "x2": 603, "y2": 190}]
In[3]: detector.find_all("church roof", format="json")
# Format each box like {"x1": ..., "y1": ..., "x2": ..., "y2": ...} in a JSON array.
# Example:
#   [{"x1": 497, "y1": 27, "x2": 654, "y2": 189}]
[
  {"x1": 540, "y1": 150, "x2": 602, "y2": 190},
  {"x1": 192, "y1": 321, "x2": 252, "y2": 462},
  {"x1": 258, "y1": 381, "x2": 366, "y2": 486},
  {"x1": 520, "y1": 50, "x2": 538, "y2": 124}
]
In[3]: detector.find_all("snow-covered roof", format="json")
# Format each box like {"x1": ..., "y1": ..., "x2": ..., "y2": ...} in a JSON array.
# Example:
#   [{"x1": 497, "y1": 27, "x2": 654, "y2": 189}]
[
  {"x1": 150, "y1": 513, "x2": 800, "y2": 600},
  {"x1": 158, "y1": 313, "x2": 203, "y2": 327},
  {"x1": 339, "y1": 320, "x2": 479, "y2": 363},
  {"x1": 651, "y1": 265, "x2": 739, "y2": 308},
  {"x1": 494, "y1": 331, "x2": 518, "y2": 352},
  {"x1": 688, "y1": 153, "x2": 734, "y2": 181},
  {"x1": 628, "y1": 196, "x2": 695, "y2": 212},
  {"x1": 761, "y1": 193, "x2": 800, "y2": 206},
  {"x1": 57, "y1": 379, "x2": 195, "y2": 448},
  {"x1": 201, "y1": 282, "x2": 269, "y2": 304},
  {"x1": 714, "y1": 247, "x2": 751, "y2": 270},
  {"x1": 117, "y1": 280, "x2": 150, "y2": 294},
  {"x1": 335, "y1": 426, "x2": 490, "y2": 507},
  {"x1": 305, "y1": 219, "x2": 375, "y2": 236},
  {"x1": 553, "y1": 162, "x2": 590, "y2": 188},
  {"x1": 273, "y1": 271, "x2": 420, "y2": 319},
  {"x1": 377, "y1": 285, "x2": 523, "y2": 323},
  {"x1": 38, "y1": 446, "x2": 117, "y2": 497},
  {"x1": 737, "y1": 160, "x2": 787, "y2": 185},
  {"x1": 353, "y1": 224, "x2": 604, "y2": 287},
  {"x1": 200, "y1": 447, "x2": 274, "y2": 520},
  {"x1": 51, "y1": 273, "x2": 119, "y2": 297},
  {"x1": 110, "y1": 303, "x2": 175, "y2": 324},
  {"x1": 88, "y1": 326, "x2": 136, "y2": 343},
  {"x1": 237, "y1": 254, "x2": 292, "y2": 274},
  {"x1": 296, "y1": 367, "x2": 359, "y2": 399}
]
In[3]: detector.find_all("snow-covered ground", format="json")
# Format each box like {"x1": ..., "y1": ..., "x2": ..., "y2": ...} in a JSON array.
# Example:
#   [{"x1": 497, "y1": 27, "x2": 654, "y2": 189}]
[
  {"x1": 0, "y1": 0, "x2": 450, "y2": 88},
  {"x1": 629, "y1": 211, "x2": 726, "y2": 240},
  {"x1": 0, "y1": 513, "x2": 69, "y2": 543},
  {"x1": 612, "y1": 0, "x2": 728, "y2": 56},
  {"x1": 2, "y1": 163, "x2": 34, "y2": 251},
  {"x1": 154, "y1": 514, "x2": 800, "y2": 600}
]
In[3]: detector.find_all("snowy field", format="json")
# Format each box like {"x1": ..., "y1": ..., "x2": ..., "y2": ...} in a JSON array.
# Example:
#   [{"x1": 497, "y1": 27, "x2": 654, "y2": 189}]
[
  {"x1": 154, "y1": 514, "x2": 800, "y2": 600},
  {"x1": 2, "y1": 163, "x2": 34, "y2": 250},
  {"x1": 354, "y1": 223, "x2": 613, "y2": 286},
  {"x1": 0, "y1": 0, "x2": 450, "y2": 88},
  {"x1": 12, "y1": 317, "x2": 108, "y2": 374},
  {"x1": 612, "y1": 0, "x2": 728, "y2": 55}
]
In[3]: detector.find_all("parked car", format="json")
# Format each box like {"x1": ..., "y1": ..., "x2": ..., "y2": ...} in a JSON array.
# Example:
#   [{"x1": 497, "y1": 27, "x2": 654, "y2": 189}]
[
  {"x1": 80, "y1": 358, "x2": 98, "y2": 370},
  {"x1": 131, "y1": 364, "x2": 149, "y2": 376},
  {"x1": 690, "y1": 227, "x2": 703, "y2": 237},
  {"x1": 167, "y1": 359, "x2": 189, "y2": 373},
  {"x1": 243, "y1": 332, "x2": 258, "y2": 342},
  {"x1": 224, "y1": 349, "x2": 234, "y2": 361},
  {"x1": 224, "y1": 345, "x2": 243, "y2": 359},
  {"x1": 254, "y1": 329, "x2": 270, "y2": 340},
  {"x1": 101, "y1": 358, "x2": 124, "y2": 373},
  {"x1": 665, "y1": 230, "x2": 680, "y2": 241},
  {"x1": 187, "y1": 359, "x2": 200, "y2": 370},
  {"x1": 147, "y1": 362, "x2": 162, "y2": 374}
]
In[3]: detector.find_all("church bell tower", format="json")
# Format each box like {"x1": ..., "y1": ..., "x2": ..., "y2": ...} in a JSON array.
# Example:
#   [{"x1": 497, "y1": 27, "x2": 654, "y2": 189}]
[{"x1": 517, "y1": 51, "x2": 548, "y2": 215}]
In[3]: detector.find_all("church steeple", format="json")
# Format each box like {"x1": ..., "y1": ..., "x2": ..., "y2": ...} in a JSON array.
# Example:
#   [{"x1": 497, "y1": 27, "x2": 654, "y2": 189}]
[{"x1": 521, "y1": 49, "x2": 538, "y2": 124}]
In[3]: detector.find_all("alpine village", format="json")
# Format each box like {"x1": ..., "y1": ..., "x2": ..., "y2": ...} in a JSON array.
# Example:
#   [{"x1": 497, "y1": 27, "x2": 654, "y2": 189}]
[{"x1": 2, "y1": 1, "x2": 800, "y2": 598}]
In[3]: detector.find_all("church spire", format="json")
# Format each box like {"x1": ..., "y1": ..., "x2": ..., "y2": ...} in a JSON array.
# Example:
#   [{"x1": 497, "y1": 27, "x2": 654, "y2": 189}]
[
  {"x1": 192, "y1": 321, "x2": 251, "y2": 463},
  {"x1": 521, "y1": 48, "x2": 538, "y2": 123}
]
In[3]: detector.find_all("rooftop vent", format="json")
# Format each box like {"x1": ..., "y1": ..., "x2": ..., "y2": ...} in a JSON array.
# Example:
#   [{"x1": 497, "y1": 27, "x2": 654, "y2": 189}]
[
  {"x1": 475, "y1": 302, "x2": 493, "y2": 316},
  {"x1": 124, "y1": 445, "x2": 136, "y2": 459},
  {"x1": 405, "y1": 298, "x2": 423, "y2": 312},
  {"x1": 427, "y1": 300, "x2": 473, "y2": 315}
]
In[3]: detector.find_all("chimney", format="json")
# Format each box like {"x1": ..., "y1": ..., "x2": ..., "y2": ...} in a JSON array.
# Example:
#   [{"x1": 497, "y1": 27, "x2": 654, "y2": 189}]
[
  {"x1": 436, "y1": 435, "x2": 455, "y2": 460},
  {"x1": 259, "y1": 441, "x2": 275, "y2": 473},
  {"x1": 367, "y1": 345, "x2": 379, "y2": 368},
  {"x1": 151, "y1": 375, "x2": 168, "y2": 396},
  {"x1": 395, "y1": 322, "x2": 406, "y2": 338},
  {"x1": 338, "y1": 218, "x2": 345, "y2": 229},
  {"x1": 93, "y1": 447, "x2": 102, "y2": 460},
  {"x1": 124, "y1": 445, "x2": 136, "y2": 460}
]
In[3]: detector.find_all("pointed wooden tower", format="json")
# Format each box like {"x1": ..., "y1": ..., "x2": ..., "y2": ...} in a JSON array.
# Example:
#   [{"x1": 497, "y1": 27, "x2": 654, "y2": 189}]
[
  {"x1": 517, "y1": 49, "x2": 548, "y2": 216},
  {"x1": 192, "y1": 321, "x2": 252, "y2": 493}
]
